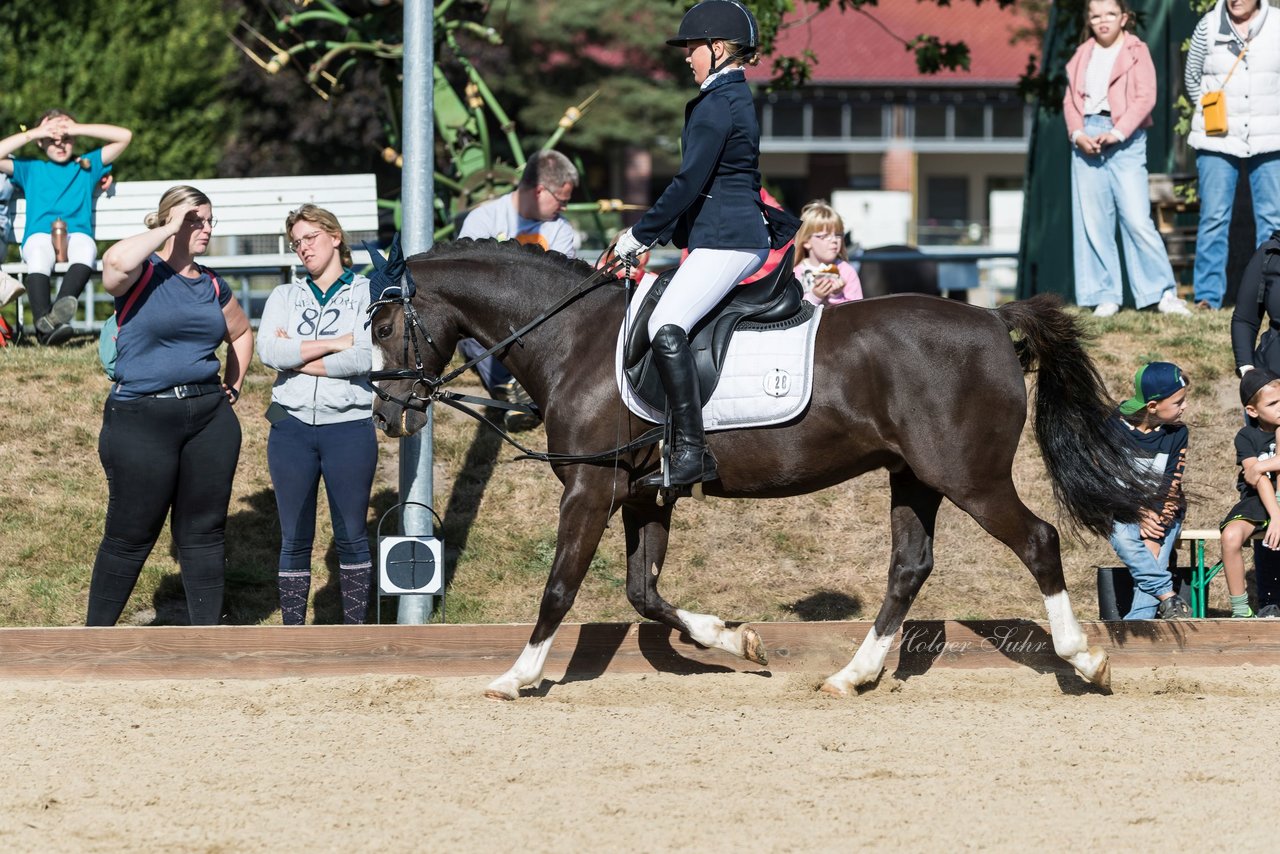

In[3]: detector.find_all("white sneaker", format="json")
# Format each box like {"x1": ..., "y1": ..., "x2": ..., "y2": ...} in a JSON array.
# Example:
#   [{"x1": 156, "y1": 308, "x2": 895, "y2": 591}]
[
  {"x1": 1092, "y1": 302, "x2": 1120, "y2": 318},
  {"x1": 0, "y1": 271, "x2": 25, "y2": 308},
  {"x1": 1157, "y1": 292, "x2": 1192, "y2": 316}
]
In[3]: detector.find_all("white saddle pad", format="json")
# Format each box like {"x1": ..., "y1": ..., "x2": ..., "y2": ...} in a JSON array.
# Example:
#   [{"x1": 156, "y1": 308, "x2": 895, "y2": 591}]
[{"x1": 614, "y1": 277, "x2": 823, "y2": 431}]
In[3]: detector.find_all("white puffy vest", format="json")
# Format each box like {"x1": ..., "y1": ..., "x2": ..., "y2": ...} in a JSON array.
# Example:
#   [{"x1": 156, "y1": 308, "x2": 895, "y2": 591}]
[{"x1": 1189, "y1": 5, "x2": 1280, "y2": 157}]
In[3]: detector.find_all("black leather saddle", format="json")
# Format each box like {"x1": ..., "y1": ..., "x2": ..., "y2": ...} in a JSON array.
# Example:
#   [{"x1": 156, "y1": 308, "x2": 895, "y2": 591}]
[{"x1": 623, "y1": 260, "x2": 814, "y2": 412}]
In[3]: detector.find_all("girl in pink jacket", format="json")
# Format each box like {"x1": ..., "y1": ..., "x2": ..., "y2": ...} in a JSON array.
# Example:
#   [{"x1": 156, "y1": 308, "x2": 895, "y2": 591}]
[{"x1": 1064, "y1": 0, "x2": 1190, "y2": 318}]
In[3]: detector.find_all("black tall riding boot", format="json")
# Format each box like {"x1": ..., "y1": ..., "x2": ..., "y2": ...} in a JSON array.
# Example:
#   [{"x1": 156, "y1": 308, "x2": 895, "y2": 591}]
[
  {"x1": 24, "y1": 273, "x2": 53, "y2": 324},
  {"x1": 638, "y1": 324, "x2": 718, "y2": 489},
  {"x1": 56, "y1": 263, "x2": 93, "y2": 303}
]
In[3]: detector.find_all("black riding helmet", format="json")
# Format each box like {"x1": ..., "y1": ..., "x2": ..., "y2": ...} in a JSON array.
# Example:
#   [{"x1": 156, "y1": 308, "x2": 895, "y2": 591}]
[{"x1": 666, "y1": 0, "x2": 759, "y2": 49}]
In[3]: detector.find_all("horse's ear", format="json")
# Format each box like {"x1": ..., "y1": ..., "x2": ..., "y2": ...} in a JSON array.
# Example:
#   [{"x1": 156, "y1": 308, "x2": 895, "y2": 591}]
[{"x1": 364, "y1": 234, "x2": 409, "y2": 302}]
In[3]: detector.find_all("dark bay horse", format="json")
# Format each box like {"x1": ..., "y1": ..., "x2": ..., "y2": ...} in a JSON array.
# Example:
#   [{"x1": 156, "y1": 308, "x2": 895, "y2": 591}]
[{"x1": 369, "y1": 239, "x2": 1151, "y2": 699}]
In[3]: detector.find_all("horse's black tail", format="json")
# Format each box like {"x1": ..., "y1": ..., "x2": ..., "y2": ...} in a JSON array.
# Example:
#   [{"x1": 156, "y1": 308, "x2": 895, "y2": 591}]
[{"x1": 997, "y1": 294, "x2": 1157, "y2": 538}]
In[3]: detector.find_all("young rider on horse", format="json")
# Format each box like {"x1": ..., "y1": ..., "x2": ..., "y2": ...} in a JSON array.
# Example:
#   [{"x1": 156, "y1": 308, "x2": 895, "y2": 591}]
[{"x1": 614, "y1": 0, "x2": 773, "y2": 490}]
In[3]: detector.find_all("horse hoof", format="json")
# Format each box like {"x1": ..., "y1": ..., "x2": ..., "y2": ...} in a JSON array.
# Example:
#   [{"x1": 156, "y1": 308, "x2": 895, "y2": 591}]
[
  {"x1": 819, "y1": 679, "x2": 851, "y2": 697},
  {"x1": 1086, "y1": 647, "x2": 1111, "y2": 692},
  {"x1": 741, "y1": 626, "x2": 768, "y2": 665},
  {"x1": 483, "y1": 677, "x2": 520, "y2": 701}
]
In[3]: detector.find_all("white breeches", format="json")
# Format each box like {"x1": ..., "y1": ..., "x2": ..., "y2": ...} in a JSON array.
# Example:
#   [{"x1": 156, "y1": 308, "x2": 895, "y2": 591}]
[
  {"x1": 647, "y1": 247, "x2": 769, "y2": 340},
  {"x1": 21, "y1": 232, "x2": 97, "y2": 275}
]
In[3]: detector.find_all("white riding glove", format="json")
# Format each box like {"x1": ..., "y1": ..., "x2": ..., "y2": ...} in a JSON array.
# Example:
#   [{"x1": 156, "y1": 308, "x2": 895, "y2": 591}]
[{"x1": 614, "y1": 228, "x2": 646, "y2": 262}]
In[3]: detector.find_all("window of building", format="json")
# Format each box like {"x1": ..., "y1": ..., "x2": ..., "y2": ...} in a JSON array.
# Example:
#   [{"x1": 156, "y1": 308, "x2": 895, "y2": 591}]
[
  {"x1": 992, "y1": 105, "x2": 1026, "y2": 138},
  {"x1": 812, "y1": 99, "x2": 844, "y2": 137},
  {"x1": 915, "y1": 104, "x2": 948, "y2": 138},
  {"x1": 849, "y1": 104, "x2": 883, "y2": 138},
  {"x1": 925, "y1": 176, "x2": 969, "y2": 223},
  {"x1": 954, "y1": 104, "x2": 985, "y2": 138},
  {"x1": 772, "y1": 101, "x2": 805, "y2": 137}
]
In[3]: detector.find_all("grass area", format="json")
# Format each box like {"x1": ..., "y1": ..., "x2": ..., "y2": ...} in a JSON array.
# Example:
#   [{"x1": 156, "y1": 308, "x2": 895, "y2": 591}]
[{"x1": 0, "y1": 304, "x2": 1255, "y2": 627}]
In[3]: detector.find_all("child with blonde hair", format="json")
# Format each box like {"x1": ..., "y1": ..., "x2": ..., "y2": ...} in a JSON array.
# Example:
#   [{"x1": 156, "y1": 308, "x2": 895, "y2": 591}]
[{"x1": 792, "y1": 200, "x2": 862, "y2": 307}]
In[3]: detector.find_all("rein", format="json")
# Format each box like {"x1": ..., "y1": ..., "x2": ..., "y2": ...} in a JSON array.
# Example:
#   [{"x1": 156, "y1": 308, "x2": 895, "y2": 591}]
[{"x1": 368, "y1": 255, "x2": 665, "y2": 465}]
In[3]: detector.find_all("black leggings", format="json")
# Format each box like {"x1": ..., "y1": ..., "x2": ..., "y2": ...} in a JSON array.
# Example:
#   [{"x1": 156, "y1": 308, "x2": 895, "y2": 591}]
[{"x1": 88, "y1": 392, "x2": 241, "y2": 626}]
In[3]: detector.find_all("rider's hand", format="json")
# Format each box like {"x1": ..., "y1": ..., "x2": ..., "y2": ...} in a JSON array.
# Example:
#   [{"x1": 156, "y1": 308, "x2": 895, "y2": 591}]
[{"x1": 614, "y1": 228, "x2": 646, "y2": 262}]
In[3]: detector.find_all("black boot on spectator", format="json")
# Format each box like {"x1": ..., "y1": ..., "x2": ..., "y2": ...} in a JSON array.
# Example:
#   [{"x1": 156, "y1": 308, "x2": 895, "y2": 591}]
[
  {"x1": 24, "y1": 272, "x2": 53, "y2": 327},
  {"x1": 55, "y1": 263, "x2": 92, "y2": 307},
  {"x1": 35, "y1": 295, "x2": 78, "y2": 346}
]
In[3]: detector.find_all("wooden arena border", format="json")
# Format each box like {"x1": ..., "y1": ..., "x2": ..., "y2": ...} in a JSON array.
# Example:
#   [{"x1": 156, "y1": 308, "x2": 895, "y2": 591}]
[{"x1": 3, "y1": 620, "x2": 1280, "y2": 680}]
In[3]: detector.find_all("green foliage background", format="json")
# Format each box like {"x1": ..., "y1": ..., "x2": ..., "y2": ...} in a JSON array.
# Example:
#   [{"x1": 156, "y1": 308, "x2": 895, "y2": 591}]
[{"x1": 0, "y1": 0, "x2": 238, "y2": 180}]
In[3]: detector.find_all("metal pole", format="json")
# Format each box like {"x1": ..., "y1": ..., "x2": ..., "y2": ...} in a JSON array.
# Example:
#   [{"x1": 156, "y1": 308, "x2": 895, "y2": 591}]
[{"x1": 397, "y1": 0, "x2": 436, "y2": 624}]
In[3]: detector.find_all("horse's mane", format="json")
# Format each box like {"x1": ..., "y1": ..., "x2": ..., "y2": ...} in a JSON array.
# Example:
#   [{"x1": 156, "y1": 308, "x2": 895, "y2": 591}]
[{"x1": 419, "y1": 237, "x2": 600, "y2": 281}]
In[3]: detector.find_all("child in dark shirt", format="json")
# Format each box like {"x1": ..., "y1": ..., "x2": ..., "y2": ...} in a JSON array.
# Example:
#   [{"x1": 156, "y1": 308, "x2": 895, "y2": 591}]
[
  {"x1": 1220, "y1": 369, "x2": 1280, "y2": 618},
  {"x1": 1108, "y1": 362, "x2": 1191, "y2": 619}
]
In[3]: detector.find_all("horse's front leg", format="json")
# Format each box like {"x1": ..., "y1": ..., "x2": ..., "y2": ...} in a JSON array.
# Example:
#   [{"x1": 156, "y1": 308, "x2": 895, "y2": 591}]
[
  {"x1": 622, "y1": 503, "x2": 767, "y2": 665},
  {"x1": 484, "y1": 478, "x2": 614, "y2": 700},
  {"x1": 824, "y1": 471, "x2": 942, "y2": 695}
]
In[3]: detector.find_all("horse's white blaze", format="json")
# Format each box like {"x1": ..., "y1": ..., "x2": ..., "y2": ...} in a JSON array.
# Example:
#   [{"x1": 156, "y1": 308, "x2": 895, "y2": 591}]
[
  {"x1": 1042, "y1": 590, "x2": 1104, "y2": 679},
  {"x1": 676, "y1": 609, "x2": 745, "y2": 657},
  {"x1": 823, "y1": 627, "x2": 894, "y2": 694},
  {"x1": 485, "y1": 632, "x2": 558, "y2": 700}
]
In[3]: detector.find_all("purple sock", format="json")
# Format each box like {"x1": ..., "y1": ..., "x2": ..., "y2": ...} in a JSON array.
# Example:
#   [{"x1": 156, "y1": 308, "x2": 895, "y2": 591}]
[{"x1": 279, "y1": 570, "x2": 311, "y2": 625}]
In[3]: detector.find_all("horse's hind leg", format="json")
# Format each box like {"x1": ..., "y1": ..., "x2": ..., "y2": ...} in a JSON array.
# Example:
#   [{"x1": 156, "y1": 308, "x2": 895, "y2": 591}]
[
  {"x1": 484, "y1": 481, "x2": 613, "y2": 700},
  {"x1": 622, "y1": 503, "x2": 766, "y2": 664},
  {"x1": 952, "y1": 480, "x2": 1109, "y2": 690},
  {"x1": 823, "y1": 470, "x2": 942, "y2": 696}
]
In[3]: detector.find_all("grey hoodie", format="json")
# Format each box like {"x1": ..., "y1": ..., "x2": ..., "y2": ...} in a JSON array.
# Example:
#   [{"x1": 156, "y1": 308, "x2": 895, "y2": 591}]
[{"x1": 256, "y1": 272, "x2": 374, "y2": 425}]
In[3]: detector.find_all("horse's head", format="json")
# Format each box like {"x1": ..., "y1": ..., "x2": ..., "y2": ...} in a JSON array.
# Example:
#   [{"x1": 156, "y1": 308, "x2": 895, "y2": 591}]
[{"x1": 367, "y1": 244, "x2": 462, "y2": 437}]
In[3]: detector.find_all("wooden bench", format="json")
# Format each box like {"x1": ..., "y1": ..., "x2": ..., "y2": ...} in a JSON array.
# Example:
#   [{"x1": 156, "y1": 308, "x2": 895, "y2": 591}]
[
  {"x1": 1098, "y1": 527, "x2": 1263, "y2": 619},
  {"x1": 1, "y1": 173, "x2": 380, "y2": 331},
  {"x1": 1177, "y1": 528, "x2": 1267, "y2": 618}
]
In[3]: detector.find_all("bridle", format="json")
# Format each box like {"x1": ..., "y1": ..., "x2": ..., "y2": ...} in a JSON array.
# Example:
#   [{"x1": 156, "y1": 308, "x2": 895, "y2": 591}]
[{"x1": 367, "y1": 254, "x2": 666, "y2": 465}]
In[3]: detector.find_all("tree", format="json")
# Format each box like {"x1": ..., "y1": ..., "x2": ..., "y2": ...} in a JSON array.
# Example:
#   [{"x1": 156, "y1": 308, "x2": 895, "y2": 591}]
[{"x1": 0, "y1": 0, "x2": 238, "y2": 180}]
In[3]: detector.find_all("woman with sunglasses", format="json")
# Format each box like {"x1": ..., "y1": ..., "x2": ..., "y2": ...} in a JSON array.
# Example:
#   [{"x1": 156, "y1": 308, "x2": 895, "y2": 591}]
[
  {"x1": 0, "y1": 109, "x2": 132, "y2": 344},
  {"x1": 88, "y1": 185, "x2": 252, "y2": 626},
  {"x1": 256, "y1": 205, "x2": 377, "y2": 625}
]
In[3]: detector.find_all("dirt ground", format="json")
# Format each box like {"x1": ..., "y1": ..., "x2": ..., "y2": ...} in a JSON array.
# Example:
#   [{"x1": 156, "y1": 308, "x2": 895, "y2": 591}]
[{"x1": 2, "y1": 665, "x2": 1276, "y2": 852}]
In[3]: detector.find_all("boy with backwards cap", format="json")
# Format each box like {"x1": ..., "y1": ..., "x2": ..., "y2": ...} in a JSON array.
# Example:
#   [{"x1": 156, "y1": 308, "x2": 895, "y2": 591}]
[{"x1": 1107, "y1": 362, "x2": 1192, "y2": 619}]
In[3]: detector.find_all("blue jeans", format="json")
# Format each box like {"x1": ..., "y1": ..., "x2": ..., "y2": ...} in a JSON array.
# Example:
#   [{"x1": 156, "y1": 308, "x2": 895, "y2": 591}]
[
  {"x1": 1109, "y1": 517, "x2": 1182, "y2": 620},
  {"x1": 457, "y1": 338, "x2": 513, "y2": 392},
  {"x1": 1071, "y1": 117, "x2": 1176, "y2": 308},
  {"x1": 1193, "y1": 150, "x2": 1280, "y2": 308}
]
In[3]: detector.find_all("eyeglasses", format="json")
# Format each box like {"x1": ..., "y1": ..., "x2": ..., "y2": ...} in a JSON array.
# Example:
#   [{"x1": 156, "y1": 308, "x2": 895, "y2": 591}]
[
  {"x1": 191, "y1": 217, "x2": 217, "y2": 231},
  {"x1": 540, "y1": 185, "x2": 573, "y2": 206},
  {"x1": 288, "y1": 231, "x2": 325, "y2": 252},
  {"x1": 1088, "y1": 12, "x2": 1121, "y2": 23},
  {"x1": 810, "y1": 231, "x2": 843, "y2": 242}
]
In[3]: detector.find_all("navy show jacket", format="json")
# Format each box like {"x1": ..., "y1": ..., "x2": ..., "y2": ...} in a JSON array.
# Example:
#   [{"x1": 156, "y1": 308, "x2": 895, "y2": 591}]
[{"x1": 632, "y1": 69, "x2": 770, "y2": 252}]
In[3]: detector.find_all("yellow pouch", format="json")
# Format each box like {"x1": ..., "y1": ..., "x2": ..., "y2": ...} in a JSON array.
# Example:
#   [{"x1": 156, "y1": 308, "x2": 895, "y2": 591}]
[{"x1": 1201, "y1": 90, "x2": 1228, "y2": 136}]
